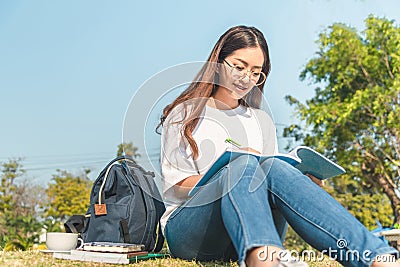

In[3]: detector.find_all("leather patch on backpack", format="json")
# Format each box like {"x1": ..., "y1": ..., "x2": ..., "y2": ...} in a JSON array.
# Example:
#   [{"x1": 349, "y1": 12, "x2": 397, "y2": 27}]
[{"x1": 94, "y1": 204, "x2": 107, "y2": 215}]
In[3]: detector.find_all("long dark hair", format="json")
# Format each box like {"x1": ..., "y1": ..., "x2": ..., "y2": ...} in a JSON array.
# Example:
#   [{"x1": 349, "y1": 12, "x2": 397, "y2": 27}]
[{"x1": 156, "y1": 25, "x2": 271, "y2": 159}]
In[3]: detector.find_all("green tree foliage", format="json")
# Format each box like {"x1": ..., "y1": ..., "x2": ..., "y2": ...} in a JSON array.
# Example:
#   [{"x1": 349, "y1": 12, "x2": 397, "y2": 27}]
[
  {"x1": 44, "y1": 170, "x2": 92, "y2": 229},
  {"x1": 0, "y1": 159, "x2": 43, "y2": 250},
  {"x1": 0, "y1": 159, "x2": 25, "y2": 212},
  {"x1": 2, "y1": 215, "x2": 42, "y2": 251},
  {"x1": 117, "y1": 142, "x2": 140, "y2": 158},
  {"x1": 284, "y1": 16, "x2": 399, "y2": 227},
  {"x1": 284, "y1": 226, "x2": 314, "y2": 252}
]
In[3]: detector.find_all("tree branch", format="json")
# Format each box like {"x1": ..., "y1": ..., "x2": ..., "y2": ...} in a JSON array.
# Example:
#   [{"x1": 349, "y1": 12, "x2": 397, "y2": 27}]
[
  {"x1": 369, "y1": 134, "x2": 400, "y2": 167},
  {"x1": 359, "y1": 63, "x2": 373, "y2": 84},
  {"x1": 384, "y1": 52, "x2": 395, "y2": 79}
]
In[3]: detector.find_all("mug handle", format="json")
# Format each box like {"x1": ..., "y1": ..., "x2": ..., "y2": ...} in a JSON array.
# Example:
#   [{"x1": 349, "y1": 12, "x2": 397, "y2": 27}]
[{"x1": 76, "y1": 237, "x2": 84, "y2": 249}]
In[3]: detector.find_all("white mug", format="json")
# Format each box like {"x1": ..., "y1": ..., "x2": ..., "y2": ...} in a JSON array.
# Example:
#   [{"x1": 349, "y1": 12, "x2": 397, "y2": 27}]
[{"x1": 46, "y1": 232, "x2": 83, "y2": 251}]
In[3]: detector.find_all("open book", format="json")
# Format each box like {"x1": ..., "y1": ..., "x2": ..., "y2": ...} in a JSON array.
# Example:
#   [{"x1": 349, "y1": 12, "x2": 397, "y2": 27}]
[
  {"x1": 188, "y1": 146, "x2": 345, "y2": 197},
  {"x1": 83, "y1": 242, "x2": 144, "y2": 253}
]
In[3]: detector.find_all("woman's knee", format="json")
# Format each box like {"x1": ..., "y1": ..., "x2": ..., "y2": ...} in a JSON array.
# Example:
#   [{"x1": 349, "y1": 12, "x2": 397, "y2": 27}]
[
  {"x1": 260, "y1": 158, "x2": 304, "y2": 183},
  {"x1": 227, "y1": 155, "x2": 261, "y2": 179},
  {"x1": 230, "y1": 154, "x2": 259, "y2": 170}
]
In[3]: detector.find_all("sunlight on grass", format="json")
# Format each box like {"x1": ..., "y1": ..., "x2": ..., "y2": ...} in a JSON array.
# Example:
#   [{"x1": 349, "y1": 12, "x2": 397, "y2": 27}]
[{"x1": 0, "y1": 250, "x2": 349, "y2": 267}]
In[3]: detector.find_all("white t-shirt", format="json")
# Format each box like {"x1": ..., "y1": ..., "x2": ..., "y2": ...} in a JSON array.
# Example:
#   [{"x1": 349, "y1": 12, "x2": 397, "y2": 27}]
[{"x1": 159, "y1": 103, "x2": 278, "y2": 234}]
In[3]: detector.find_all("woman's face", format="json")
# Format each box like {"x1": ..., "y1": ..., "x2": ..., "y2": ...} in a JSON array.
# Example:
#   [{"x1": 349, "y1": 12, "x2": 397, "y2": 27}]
[{"x1": 218, "y1": 46, "x2": 264, "y2": 100}]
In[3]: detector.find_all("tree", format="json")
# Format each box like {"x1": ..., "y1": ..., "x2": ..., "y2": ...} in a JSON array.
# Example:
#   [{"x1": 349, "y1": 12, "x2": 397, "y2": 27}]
[
  {"x1": 44, "y1": 169, "x2": 92, "y2": 230},
  {"x1": 0, "y1": 158, "x2": 25, "y2": 212},
  {"x1": 0, "y1": 159, "x2": 43, "y2": 250},
  {"x1": 2, "y1": 214, "x2": 42, "y2": 251},
  {"x1": 117, "y1": 142, "x2": 140, "y2": 159},
  {"x1": 285, "y1": 16, "x2": 399, "y2": 227}
]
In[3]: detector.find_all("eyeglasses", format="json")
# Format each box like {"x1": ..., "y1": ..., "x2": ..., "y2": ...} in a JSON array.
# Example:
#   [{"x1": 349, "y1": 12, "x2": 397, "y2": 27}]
[{"x1": 223, "y1": 60, "x2": 266, "y2": 86}]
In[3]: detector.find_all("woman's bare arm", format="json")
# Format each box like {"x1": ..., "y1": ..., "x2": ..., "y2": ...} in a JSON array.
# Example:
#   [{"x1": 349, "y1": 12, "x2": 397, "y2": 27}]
[
  {"x1": 239, "y1": 147, "x2": 261, "y2": 154},
  {"x1": 306, "y1": 174, "x2": 325, "y2": 187},
  {"x1": 173, "y1": 147, "x2": 260, "y2": 198},
  {"x1": 174, "y1": 174, "x2": 203, "y2": 198}
]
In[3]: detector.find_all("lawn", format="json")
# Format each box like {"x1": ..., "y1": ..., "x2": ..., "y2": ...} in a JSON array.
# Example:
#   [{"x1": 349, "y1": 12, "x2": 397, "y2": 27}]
[
  {"x1": 0, "y1": 250, "x2": 234, "y2": 267},
  {"x1": 0, "y1": 250, "x2": 343, "y2": 267}
]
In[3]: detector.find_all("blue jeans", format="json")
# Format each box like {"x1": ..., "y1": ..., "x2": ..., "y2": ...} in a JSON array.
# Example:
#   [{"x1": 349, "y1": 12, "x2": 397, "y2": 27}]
[{"x1": 165, "y1": 155, "x2": 398, "y2": 267}]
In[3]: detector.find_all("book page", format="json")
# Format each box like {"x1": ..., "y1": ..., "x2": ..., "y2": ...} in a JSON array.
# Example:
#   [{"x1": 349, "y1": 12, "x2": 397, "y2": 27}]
[{"x1": 188, "y1": 150, "x2": 300, "y2": 196}]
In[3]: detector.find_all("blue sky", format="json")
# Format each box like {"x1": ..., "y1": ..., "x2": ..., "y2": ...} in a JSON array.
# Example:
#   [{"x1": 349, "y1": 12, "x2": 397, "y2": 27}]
[{"x1": 0, "y1": 0, "x2": 399, "y2": 184}]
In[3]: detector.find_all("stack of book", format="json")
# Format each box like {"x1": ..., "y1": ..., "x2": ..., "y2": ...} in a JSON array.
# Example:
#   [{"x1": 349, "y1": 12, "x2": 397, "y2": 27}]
[{"x1": 53, "y1": 242, "x2": 160, "y2": 264}]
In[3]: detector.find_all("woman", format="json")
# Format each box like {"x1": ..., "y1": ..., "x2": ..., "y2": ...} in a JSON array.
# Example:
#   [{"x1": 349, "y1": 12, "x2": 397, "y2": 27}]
[{"x1": 157, "y1": 26, "x2": 399, "y2": 267}]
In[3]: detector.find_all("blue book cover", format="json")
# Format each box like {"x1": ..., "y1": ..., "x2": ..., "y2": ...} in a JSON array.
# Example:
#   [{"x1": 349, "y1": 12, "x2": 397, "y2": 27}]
[
  {"x1": 290, "y1": 146, "x2": 346, "y2": 180},
  {"x1": 188, "y1": 146, "x2": 345, "y2": 197}
]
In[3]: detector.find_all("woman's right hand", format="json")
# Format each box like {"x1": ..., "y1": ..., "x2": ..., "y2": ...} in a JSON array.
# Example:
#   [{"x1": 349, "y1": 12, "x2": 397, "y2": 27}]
[
  {"x1": 239, "y1": 147, "x2": 261, "y2": 154},
  {"x1": 174, "y1": 174, "x2": 203, "y2": 198}
]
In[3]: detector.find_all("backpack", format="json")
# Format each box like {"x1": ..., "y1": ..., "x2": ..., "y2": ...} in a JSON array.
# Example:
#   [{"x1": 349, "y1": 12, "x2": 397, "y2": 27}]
[
  {"x1": 64, "y1": 214, "x2": 86, "y2": 234},
  {"x1": 81, "y1": 156, "x2": 166, "y2": 252}
]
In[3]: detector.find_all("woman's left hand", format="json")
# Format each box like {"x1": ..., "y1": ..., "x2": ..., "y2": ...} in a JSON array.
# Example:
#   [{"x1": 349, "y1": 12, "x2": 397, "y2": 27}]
[{"x1": 306, "y1": 174, "x2": 325, "y2": 187}]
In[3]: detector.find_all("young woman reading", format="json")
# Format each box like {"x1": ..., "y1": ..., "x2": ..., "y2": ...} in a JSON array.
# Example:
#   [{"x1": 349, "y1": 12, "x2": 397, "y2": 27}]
[{"x1": 157, "y1": 25, "x2": 399, "y2": 267}]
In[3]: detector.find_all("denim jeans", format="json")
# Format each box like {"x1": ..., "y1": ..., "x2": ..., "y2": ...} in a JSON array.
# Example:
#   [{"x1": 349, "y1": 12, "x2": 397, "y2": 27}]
[{"x1": 165, "y1": 155, "x2": 398, "y2": 267}]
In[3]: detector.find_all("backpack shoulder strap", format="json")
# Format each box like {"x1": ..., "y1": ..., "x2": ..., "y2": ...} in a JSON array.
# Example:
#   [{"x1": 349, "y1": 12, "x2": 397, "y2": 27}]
[
  {"x1": 123, "y1": 162, "x2": 159, "y2": 251},
  {"x1": 64, "y1": 215, "x2": 86, "y2": 234}
]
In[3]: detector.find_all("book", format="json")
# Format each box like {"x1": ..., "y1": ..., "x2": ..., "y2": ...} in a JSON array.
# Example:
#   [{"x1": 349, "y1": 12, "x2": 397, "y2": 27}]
[
  {"x1": 287, "y1": 146, "x2": 345, "y2": 180},
  {"x1": 53, "y1": 250, "x2": 131, "y2": 264},
  {"x1": 82, "y1": 242, "x2": 145, "y2": 253},
  {"x1": 53, "y1": 250, "x2": 164, "y2": 264},
  {"x1": 73, "y1": 249, "x2": 148, "y2": 258},
  {"x1": 129, "y1": 253, "x2": 167, "y2": 262},
  {"x1": 188, "y1": 146, "x2": 345, "y2": 197}
]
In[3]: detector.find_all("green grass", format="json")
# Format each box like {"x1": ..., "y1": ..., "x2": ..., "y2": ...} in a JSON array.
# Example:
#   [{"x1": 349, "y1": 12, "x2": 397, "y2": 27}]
[
  {"x1": 0, "y1": 250, "x2": 345, "y2": 267},
  {"x1": 0, "y1": 250, "x2": 237, "y2": 267}
]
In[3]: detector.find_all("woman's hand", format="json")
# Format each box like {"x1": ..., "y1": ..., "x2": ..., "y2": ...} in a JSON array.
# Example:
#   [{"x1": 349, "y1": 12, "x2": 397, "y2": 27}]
[
  {"x1": 239, "y1": 147, "x2": 261, "y2": 154},
  {"x1": 174, "y1": 174, "x2": 203, "y2": 198},
  {"x1": 306, "y1": 173, "x2": 325, "y2": 187}
]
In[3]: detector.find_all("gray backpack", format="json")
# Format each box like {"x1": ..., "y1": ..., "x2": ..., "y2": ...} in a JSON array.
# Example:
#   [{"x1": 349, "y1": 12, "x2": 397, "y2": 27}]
[{"x1": 81, "y1": 156, "x2": 165, "y2": 252}]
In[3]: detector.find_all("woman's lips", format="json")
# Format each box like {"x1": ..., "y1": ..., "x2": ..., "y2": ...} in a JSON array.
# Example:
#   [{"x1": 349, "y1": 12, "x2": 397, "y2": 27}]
[{"x1": 233, "y1": 83, "x2": 249, "y2": 91}]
